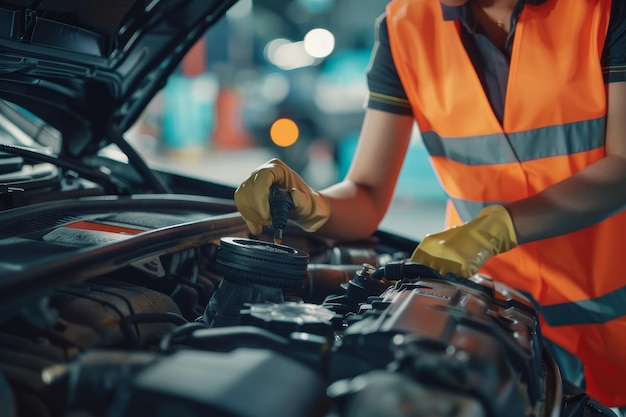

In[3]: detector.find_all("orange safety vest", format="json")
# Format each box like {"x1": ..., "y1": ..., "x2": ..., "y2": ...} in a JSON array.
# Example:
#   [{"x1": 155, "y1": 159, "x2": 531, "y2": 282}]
[{"x1": 387, "y1": 0, "x2": 625, "y2": 406}]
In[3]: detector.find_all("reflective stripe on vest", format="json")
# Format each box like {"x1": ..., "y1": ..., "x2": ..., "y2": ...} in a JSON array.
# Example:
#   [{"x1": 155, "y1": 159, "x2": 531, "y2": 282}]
[
  {"x1": 423, "y1": 117, "x2": 607, "y2": 220},
  {"x1": 386, "y1": 0, "x2": 623, "y2": 406},
  {"x1": 422, "y1": 118, "x2": 606, "y2": 166},
  {"x1": 539, "y1": 285, "x2": 626, "y2": 326}
]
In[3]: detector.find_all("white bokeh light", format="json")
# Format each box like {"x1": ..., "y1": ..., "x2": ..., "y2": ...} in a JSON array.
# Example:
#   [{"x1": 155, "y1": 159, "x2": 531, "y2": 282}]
[
  {"x1": 264, "y1": 38, "x2": 291, "y2": 63},
  {"x1": 265, "y1": 39, "x2": 316, "y2": 70},
  {"x1": 303, "y1": 28, "x2": 335, "y2": 58}
]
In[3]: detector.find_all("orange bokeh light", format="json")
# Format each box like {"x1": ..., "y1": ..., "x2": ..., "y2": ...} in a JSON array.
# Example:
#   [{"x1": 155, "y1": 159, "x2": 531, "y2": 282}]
[{"x1": 270, "y1": 118, "x2": 299, "y2": 147}]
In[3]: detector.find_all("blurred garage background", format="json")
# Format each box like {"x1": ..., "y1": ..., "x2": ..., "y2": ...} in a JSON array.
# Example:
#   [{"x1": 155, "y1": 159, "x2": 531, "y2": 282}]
[{"x1": 126, "y1": 0, "x2": 447, "y2": 239}]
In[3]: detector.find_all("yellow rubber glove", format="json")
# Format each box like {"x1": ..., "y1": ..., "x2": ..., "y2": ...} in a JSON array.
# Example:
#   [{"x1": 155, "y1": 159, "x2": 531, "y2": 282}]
[
  {"x1": 410, "y1": 205, "x2": 517, "y2": 277},
  {"x1": 234, "y1": 158, "x2": 331, "y2": 235}
]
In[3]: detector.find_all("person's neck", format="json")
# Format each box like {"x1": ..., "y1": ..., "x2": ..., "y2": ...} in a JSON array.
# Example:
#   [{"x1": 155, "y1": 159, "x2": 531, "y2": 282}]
[{"x1": 468, "y1": 0, "x2": 517, "y2": 50}]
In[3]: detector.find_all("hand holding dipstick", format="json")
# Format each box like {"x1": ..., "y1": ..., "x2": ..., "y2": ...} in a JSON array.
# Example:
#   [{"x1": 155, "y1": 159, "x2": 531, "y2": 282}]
[{"x1": 269, "y1": 183, "x2": 295, "y2": 244}]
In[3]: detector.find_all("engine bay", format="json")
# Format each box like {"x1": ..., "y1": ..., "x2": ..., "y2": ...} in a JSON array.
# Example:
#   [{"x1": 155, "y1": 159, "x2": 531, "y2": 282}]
[
  {"x1": 0, "y1": 196, "x2": 616, "y2": 417},
  {"x1": 0, "y1": 0, "x2": 621, "y2": 414}
]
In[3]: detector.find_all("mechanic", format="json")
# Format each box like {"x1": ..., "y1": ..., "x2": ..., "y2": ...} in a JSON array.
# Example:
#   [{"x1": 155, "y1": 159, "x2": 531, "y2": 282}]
[{"x1": 234, "y1": 0, "x2": 626, "y2": 407}]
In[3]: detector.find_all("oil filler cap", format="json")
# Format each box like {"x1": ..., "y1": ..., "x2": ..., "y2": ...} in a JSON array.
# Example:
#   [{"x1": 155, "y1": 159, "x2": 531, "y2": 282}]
[{"x1": 216, "y1": 237, "x2": 309, "y2": 289}]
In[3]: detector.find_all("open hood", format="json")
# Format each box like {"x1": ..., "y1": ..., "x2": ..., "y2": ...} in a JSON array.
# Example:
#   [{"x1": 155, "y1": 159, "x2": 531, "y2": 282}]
[{"x1": 0, "y1": 0, "x2": 237, "y2": 158}]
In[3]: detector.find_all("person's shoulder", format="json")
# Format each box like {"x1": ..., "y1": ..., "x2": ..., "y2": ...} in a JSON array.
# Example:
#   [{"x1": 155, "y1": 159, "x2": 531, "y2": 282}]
[
  {"x1": 610, "y1": 0, "x2": 626, "y2": 22},
  {"x1": 375, "y1": 12, "x2": 387, "y2": 28},
  {"x1": 374, "y1": 13, "x2": 389, "y2": 41},
  {"x1": 607, "y1": 0, "x2": 626, "y2": 45}
]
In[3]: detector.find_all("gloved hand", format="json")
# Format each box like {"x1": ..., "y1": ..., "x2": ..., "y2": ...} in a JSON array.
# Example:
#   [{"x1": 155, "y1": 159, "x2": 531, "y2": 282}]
[
  {"x1": 410, "y1": 205, "x2": 517, "y2": 277},
  {"x1": 234, "y1": 158, "x2": 331, "y2": 236}
]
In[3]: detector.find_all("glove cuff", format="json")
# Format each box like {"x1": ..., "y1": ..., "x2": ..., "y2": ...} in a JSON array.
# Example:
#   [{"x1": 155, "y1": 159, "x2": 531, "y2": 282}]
[
  {"x1": 292, "y1": 190, "x2": 331, "y2": 232},
  {"x1": 477, "y1": 205, "x2": 518, "y2": 251}
]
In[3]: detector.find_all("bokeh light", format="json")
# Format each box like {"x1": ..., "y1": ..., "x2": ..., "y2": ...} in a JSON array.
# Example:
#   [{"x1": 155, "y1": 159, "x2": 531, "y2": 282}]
[
  {"x1": 303, "y1": 28, "x2": 335, "y2": 58},
  {"x1": 264, "y1": 38, "x2": 318, "y2": 70},
  {"x1": 270, "y1": 118, "x2": 299, "y2": 147}
]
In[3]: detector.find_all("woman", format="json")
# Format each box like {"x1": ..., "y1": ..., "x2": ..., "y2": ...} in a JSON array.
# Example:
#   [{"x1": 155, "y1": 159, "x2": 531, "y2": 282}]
[{"x1": 234, "y1": 0, "x2": 626, "y2": 406}]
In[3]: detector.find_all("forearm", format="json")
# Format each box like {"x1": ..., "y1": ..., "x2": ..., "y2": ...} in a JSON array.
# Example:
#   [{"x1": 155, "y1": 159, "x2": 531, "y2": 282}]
[
  {"x1": 507, "y1": 154, "x2": 626, "y2": 244},
  {"x1": 316, "y1": 180, "x2": 392, "y2": 241},
  {"x1": 314, "y1": 109, "x2": 415, "y2": 241}
]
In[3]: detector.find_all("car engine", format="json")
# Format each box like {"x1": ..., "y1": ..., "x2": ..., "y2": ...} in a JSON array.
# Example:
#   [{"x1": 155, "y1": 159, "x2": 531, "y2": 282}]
[{"x1": 0, "y1": 195, "x2": 617, "y2": 417}]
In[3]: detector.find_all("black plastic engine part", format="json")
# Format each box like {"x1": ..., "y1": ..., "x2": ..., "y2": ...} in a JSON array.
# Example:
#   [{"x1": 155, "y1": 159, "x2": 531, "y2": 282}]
[
  {"x1": 0, "y1": 158, "x2": 60, "y2": 210},
  {"x1": 215, "y1": 237, "x2": 309, "y2": 288},
  {"x1": 328, "y1": 370, "x2": 488, "y2": 417},
  {"x1": 322, "y1": 264, "x2": 393, "y2": 315},
  {"x1": 110, "y1": 349, "x2": 327, "y2": 417},
  {"x1": 240, "y1": 302, "x2": 340, "y2": 338},
  {"x1": 0, "y1": 278, "x2": 184, "y2": 417},
  {"x1": 200, "y1": 237, "x2": 309, "y2": 327}
]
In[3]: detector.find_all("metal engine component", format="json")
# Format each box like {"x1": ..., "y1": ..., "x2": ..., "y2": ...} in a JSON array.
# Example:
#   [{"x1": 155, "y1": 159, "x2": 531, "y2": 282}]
[
  {"x1": 0, "y1": 237, "x2": 617, "y2": 417},
  {"x1": 327, "y1": 271, "x2": 546, "y2": 417}
]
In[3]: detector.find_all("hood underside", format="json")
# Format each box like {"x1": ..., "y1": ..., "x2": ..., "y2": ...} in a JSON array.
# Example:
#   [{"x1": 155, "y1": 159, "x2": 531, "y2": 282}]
[{"x1": 0, "y1": 0, "x2": 237, "y2": 157}]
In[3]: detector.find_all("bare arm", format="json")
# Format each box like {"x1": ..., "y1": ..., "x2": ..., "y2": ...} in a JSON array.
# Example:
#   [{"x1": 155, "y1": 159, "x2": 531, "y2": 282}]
[
  {"x1": 316, "y1": 108, "x2": 415, "y2": 240},
  {"x1": 507, "y1": 81, "x2": 626, "y2": 243}
]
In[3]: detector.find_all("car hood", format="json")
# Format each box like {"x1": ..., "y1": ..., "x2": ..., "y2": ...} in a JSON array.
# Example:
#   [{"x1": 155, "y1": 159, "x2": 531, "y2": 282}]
[{"x1": 0, "y1": 0, "x2": 237, "y2": 158}]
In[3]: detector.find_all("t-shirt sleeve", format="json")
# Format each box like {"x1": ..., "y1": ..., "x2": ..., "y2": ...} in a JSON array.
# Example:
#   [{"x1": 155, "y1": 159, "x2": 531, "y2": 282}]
[
  {"x1": 365, "y1": 14, "x2": 413, "y2": 115},
  {"x1": 602, "y1": 0, "x2": 626, "y2": 83}
]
